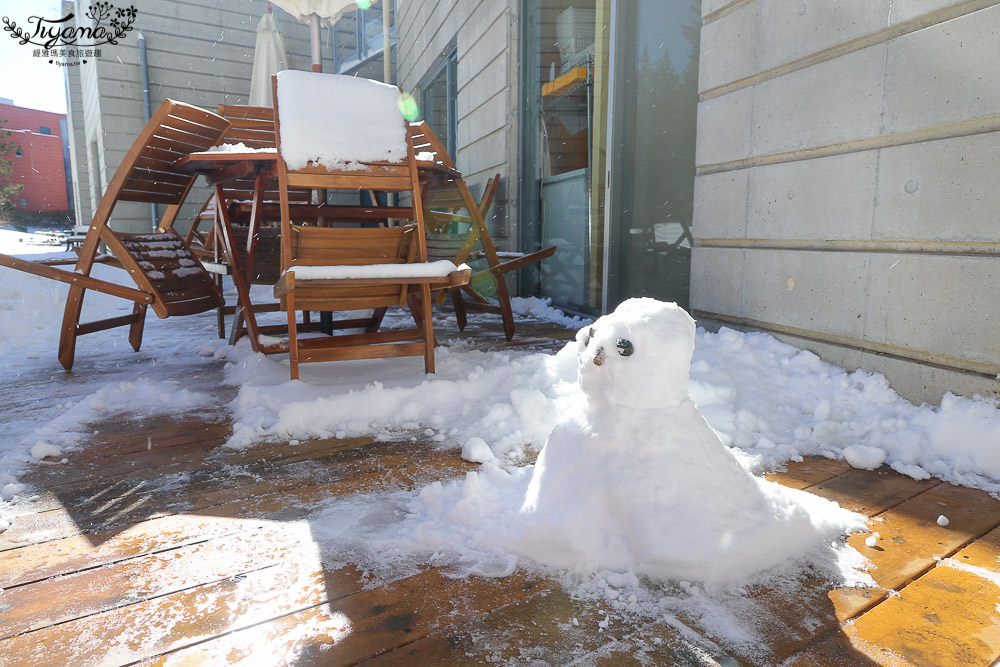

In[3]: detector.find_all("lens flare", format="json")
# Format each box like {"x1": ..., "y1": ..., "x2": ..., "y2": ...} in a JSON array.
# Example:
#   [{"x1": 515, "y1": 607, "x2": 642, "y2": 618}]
[
  {"x1": 397, "y1": 93, "x2": 420, "y2": 121},
  {"x1": 355, "y1": 0, "x2": 372, "y2": 9}
]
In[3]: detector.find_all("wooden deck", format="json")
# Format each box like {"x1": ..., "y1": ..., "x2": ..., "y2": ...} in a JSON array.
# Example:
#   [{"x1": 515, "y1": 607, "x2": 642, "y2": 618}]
[{"x1": 1, "y1": 316, "x2": 999, "y2": 665}]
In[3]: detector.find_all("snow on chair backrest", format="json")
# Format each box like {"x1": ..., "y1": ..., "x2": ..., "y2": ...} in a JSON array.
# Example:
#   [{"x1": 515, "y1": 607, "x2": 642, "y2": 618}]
[{"x1": 274, "y1": 70, "x2": 408, "y2": 170}]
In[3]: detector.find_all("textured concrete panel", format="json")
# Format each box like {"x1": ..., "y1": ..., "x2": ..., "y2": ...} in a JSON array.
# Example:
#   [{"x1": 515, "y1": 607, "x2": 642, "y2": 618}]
[
  {"x1": 702, "y1": 0, "x2": 745, "y2": 19},
  {"x1": 744, "y1": 249, "x2": 869, "y2": 339},
  {"x1": 883, "y1": 6, "x2": 1000, "y2": 134},
  {"x1": 873, "y1": 131, "x2": 1000, "y2": 242},
  {"x1": 859, "y1": 352, "x2": 1000, "y2": 405},
  {"x1": 693, "y1": 170, "x2": 749, "y2": 239},
  {"x1": 690, "y1": 247, "x2": 746, "y2": 318},
  {"x1": 746, "y1": 151, "x2": 877, "y2": 240},
  {"x1": 865, "y1": 254, "x2": 1000, "y2": 366},
  {"x1": 695, "y1": 87, "x2": 753, "y2": 166},
  {"x1": 752, "y1": 45, "x2": 885, "y2": 156},
  {"x1": 890, "y1": 0, "x2": 975, "y2": 25},
  {"x1": 699, "y1": 2, "x2": 759, "y2": 92},
  {"x1": 756, "y1": 0, "x2": 890, "y2": 72}
]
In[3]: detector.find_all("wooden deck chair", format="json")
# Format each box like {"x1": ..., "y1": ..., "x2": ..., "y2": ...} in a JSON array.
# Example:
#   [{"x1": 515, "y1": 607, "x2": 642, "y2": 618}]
[
  {"x1": 409, "y1": 122, "x2": 556, "y2": 340},
  {"x1": 186, "y1": 104, "x2": 401, "y2": 346},
  {"x1": 0, "y1": 99, "x2": 230, "y2": 369},
  {"x1": 271, "y1": 70, "x2": 470, "y2": 380}
]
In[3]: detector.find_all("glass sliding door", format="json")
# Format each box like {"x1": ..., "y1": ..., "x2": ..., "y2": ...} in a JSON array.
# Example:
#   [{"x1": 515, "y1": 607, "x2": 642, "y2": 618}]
[
  {"x1": 604, "y1": 0, "x2": 700, "y2": 311},
  {"x1": 521, "y1": 0, "x2": 609, "y2": 315}
]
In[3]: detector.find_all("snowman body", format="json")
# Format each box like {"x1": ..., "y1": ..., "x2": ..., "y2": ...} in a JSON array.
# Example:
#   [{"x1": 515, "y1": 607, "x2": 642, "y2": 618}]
[{"x1": 514, "y1": 299, "x2": 826, "y2": 584}]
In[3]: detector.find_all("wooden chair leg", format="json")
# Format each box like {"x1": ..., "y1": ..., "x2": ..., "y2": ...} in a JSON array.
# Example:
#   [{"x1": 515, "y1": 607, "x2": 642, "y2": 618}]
[
  {"x1": 494, "y1": 274, "x2": 516, "y2": 341},
  {"x1": 229, "y1": 306, "x2": 246, "y2": 346},
  {"x1": 58, "y1": 284, "x2": 86, "y2": 370},
  {"x1": 127, "y1": 302, "x2": 147, "y2": 351},
  {"x1": 419, "y1": 284, "x2": 435, "y2": 374},
  {"x1": 286, "y1": 290, "x2": 299, "y2": 380},
  {"x1": 366, "y1": 307, "x2": 388, "y2": 333},
  {"x1": 214, "y1": 274, "x2": 225, "y2": 339},
  {"x1": 450, "y1": 288, "x2": 467, "y2": 331}
]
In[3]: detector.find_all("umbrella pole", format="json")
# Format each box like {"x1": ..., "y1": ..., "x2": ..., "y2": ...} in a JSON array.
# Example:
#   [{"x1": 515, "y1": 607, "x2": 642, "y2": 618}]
[
  {"x1": 310, "y1": 13, "x2": 322, "y2": 72},
  {"x1": 382, "y1": 0, "x2": 391, "y2": 83}
]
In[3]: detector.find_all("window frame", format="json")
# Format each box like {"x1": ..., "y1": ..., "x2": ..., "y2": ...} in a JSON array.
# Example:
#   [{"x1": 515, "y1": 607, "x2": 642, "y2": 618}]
[{"x1": 419, "y1": 44, "x2": 458, "y2": 157}]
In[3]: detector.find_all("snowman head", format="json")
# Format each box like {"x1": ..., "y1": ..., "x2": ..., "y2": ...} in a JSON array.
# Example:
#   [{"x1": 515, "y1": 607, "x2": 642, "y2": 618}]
[{"x1": 576, "y1": 298, "x2": 696, "y2": 409}]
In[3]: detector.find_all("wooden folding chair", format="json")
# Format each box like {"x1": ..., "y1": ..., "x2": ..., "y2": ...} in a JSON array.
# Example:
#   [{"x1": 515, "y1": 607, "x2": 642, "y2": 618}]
[
  {"x1": 0, "y1": 99, "x2": 230, "y2": 369},
  {"x1": 271, "y1": 70, "x2": 470, "y2": 380},
  {"x1": 409, "y1": 122, "x2": 556, "y2": 340},
  {"x1": 186, "y1": 104, "x2": 405, "y2": 345}
]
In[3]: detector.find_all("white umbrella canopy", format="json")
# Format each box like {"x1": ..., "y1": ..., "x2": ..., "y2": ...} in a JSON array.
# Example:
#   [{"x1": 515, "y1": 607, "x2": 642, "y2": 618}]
[
  {"x1": 269, "y1": 0, "x2": 376, "y2": 74},
  {"x1": 249, "y1": 9, "x2": 289, "y2": 106}
]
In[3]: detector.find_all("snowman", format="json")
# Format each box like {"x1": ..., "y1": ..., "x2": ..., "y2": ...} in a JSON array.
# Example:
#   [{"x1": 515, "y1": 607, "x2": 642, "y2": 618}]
[{"x1": 512, "y1": 298, "x2": 858, "y2": 585}]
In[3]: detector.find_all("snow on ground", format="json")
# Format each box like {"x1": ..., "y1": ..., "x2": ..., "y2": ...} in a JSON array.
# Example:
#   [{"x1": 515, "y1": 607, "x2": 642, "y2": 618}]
[{"x1": 2, "y1": 226, "x2": 1000, "y2": 647}]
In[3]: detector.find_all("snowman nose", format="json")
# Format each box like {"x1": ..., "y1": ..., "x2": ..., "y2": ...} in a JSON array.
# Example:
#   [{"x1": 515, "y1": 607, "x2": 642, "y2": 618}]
[{"x1": 593, "y1": 346, "x2": 606, "y2": 366}]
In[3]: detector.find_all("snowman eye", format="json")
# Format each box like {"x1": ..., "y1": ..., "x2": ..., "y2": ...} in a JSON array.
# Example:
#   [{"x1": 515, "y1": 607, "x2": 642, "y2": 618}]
[
  {"x1": 586, "y1": 328, "x2": 595, "y2": 345},
  {"x1": 616, "y1": 338, "x2": 634, "y2": 356}
]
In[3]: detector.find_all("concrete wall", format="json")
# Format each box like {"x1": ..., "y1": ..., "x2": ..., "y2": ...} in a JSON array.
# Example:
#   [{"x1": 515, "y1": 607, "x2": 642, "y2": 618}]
[
  {"x1": 691, "y1": 0, "x2": 1000, "y2": 404},
  {"x1": 395, "y1": 0, "x2": 520, "y2": 248},
  {"x1": 68, "y1": 0, "x2": 317, "y2": 233}
]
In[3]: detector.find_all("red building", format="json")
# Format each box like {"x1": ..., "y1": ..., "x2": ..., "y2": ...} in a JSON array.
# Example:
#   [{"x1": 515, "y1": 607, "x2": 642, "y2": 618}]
[{"x1": 0, "y1": 102, "x2": 70, "y2": 213}]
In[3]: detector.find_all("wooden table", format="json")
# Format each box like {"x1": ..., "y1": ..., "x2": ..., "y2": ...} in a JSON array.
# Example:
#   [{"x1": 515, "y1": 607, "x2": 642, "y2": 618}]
[{"x1": 172, "y1": 150, "x2": 461, "y2": 353}]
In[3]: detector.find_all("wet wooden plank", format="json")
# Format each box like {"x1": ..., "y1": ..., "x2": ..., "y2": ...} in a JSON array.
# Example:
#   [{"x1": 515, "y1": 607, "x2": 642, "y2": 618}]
[
  {"x1": 364, "y1": 586, "x2": 643, "y2": 666},
  {"x1": 765, "y1": 456, "x2": 853, "y2": 490},
  {"x1": 847, "y1": 564, "x2": 1000, "y2": 666},
  {"x1": 665, "y1": 566, "x2": 854, "y2": 665},
  {"x1": 947, "y1": 524, "x2": 1000, "y2": 572},
  {"x1": 1, "y1": 453, "x2": 473, "y2": 587},
  {"x1": 0, "y1": 524, "x2": 309, "y2": 639},
  {"x1": 784, "y1": 629, "x2": 911, "y2": 666},
  {"x1": 12, "y1": 437, "x2": 414, "y2": 529},
  {"x1": 829, "y1": 482, "x2": 1000, "y2": 621},
  {"x1": 0, "y1": 514, "x2": 260, "y2": 588},
  {"x1": 585, "y1": 620, "x2": 741, "y2": 666},
  {"x1": 1, "y1": 440, "x2": 466, "y2": 551},
  {"x1": 807, "y1": 468, "x2": 939, "y2": 516},
  {"x1": 18, "y1": 418, "x2": 233, "y2": 490},
  {"x1": 142, "y1": 569, "x2": 546, "y2": 666},
  {"x1": 0, "y1": 554, "x2": 341, "y2": 664}
]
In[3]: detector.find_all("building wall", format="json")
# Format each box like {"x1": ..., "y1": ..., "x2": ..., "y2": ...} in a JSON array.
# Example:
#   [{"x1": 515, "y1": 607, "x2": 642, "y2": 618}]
[
  {"x1": 395, "y1": 0, "x2": 520, "y2": 248},
  {"x1": 691, "y1": 0, "x2": 1000, "y2": 404},
  {"x1": 0, "y1": 103, "x2": 70, "y2": 213},
  {"x1": 62, "y1": 13, "x2": 91, "y2": 230},
  {"x1": 67, "y1": 0, "x2": 319, "y2": 233}
]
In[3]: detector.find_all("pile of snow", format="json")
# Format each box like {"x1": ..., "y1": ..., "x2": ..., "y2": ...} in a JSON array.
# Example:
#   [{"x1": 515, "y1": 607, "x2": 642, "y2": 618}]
[
  {"x1": 203, "y1": 142, "x2": 277, "y2": 154},
  {"x1": 275, "y1": 70, "x2": 407, "y2": 170},
  {"x1": 510, "y1": 296, "x2": 591, "y2": 329},
  {"x1": 221, "y1": 303, "x2": 1000, "y2": 494},
  {"x1": 309, "y1": 300, "x2": 865, "y2": 588}
]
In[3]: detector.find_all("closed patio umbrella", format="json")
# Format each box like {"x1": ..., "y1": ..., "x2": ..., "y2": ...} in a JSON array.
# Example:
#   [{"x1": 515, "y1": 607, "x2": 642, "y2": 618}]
[
  {"x1": 269, "y1": 0, "x2": 390, "y2": 80},
  {"x1": 249, "y1": 5, "x2": 289, "y2": 106}
]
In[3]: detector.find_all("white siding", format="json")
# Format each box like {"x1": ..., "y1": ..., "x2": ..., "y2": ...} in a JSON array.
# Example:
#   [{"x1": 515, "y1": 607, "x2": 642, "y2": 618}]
[
  {"x1": 70, "y1": 0, "x2": 318, "y2": 233},
  {"x1": 691, "y1": 1, "x2": 1000, "y2": 403},
  {"x1": 396, "y1": 0, "x2": 519, "y2": 244}
]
